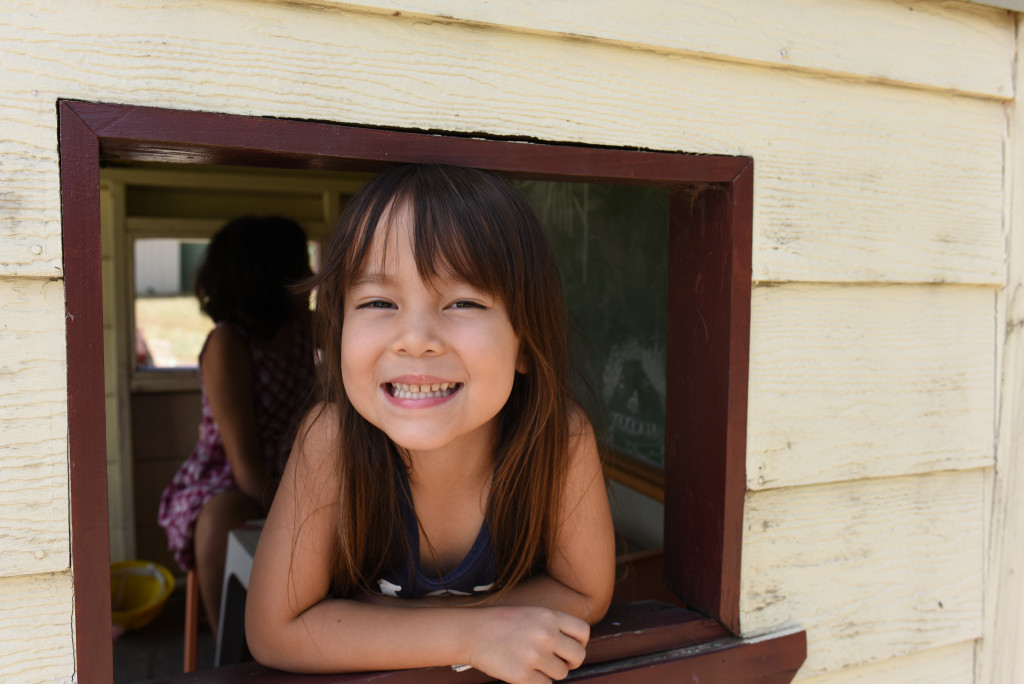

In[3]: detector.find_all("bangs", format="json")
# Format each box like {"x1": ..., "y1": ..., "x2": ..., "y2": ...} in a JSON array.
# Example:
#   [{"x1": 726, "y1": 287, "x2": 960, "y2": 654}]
[{"x1": 337, "y1": 166, "x2": 532, "y2": 312}]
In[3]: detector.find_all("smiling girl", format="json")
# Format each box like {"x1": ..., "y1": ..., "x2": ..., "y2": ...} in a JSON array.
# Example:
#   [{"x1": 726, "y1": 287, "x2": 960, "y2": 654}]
[{"x1": 245, "y1": 164, "x2": 615, "y2": 683}]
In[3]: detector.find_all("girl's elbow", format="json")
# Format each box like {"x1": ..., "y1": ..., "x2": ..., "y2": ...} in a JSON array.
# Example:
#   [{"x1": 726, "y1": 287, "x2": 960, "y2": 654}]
[
  {"x1": 582, "y1": 559, "x2": 615, "y2": 624},
  {"x1": 245, "y1": 606, "x2": 292, "y2": 670},
  {"x1": 586, "y1": 590, "x2": 613, "y2": 625},
  {"x1": 584, "y1": 564, "x2": 615, "y2": 624},
  {"x1": 245, "y1": 610, "x2": 276, "y2": 666}
]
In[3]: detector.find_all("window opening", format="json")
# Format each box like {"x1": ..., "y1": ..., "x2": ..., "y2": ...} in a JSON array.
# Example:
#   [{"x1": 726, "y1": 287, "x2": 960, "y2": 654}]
[{"x1": 59, "y1": 101, "x2": 766, "y2": 681}]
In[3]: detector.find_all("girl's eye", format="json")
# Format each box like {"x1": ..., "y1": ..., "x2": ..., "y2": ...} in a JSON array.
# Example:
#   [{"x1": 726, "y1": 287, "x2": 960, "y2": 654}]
[
  {"x1": 355, "y1": 300, "x2": 394, "y2": 310},
  {"x1": 450, "y1": 300, "x2": 485, "y2": 310}
]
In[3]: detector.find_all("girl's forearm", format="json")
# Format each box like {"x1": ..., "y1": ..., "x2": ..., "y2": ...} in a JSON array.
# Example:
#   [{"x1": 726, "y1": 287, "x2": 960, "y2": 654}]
[
  {"x1": 250, "y1": 594, "x2": 592, "y2": 680},
  {"x1": 247, "y1": 597, "x2": 476, "y2": 674},
  {"x1": 488, "y1": 574, "x2": 608, "y2": 624},
  {"x1": 364, "y1": 574, "x2": 607, "y2": 624},
  {"x1": 248, "y1": 579, "x2": 600, "y2": 679}
]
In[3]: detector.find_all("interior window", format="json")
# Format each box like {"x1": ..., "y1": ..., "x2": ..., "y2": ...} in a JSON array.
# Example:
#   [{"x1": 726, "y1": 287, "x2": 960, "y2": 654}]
[
  {"x1": 133, "y1": 237, "x2": 213, "y2": 370},
  {"x1": 132, "y1": 237, "x2": 322, "y2": 371}
]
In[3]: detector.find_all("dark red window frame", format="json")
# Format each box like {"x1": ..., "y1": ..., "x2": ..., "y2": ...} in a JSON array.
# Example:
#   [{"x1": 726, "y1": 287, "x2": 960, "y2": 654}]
[{"x1": 59, "y1": 101, "x2": 758, "y2": 681}]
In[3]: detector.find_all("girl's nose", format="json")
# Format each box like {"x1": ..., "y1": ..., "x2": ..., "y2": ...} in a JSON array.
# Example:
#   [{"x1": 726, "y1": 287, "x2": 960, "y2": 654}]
[{"x1": 392, "y1": 310, "x2": 443, "y2": 356}]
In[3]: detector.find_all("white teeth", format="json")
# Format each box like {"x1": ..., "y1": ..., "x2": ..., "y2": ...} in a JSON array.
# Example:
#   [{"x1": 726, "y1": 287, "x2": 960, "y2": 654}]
[{"x1": 390, "y1": 382, "x2": 459, "y2": 400}]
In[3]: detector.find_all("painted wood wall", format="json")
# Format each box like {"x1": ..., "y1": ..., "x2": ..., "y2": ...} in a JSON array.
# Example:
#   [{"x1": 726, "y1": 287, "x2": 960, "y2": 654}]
[{"x1": 1, "y1": 0, "x2": 1021, "y2": 681}]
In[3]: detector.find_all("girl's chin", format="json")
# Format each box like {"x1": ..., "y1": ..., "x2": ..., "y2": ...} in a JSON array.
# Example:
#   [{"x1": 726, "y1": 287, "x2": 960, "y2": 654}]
[
  {"x1": 382, "y1": 424, "x2": 499, "y2": 457},
  {"x1": 388, "y1": 437, "x2": 457, "y2": 455}
]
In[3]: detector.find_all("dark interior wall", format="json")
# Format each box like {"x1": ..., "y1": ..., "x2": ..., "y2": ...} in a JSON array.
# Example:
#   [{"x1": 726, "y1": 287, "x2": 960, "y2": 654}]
[{"x1": 130, "y1": 389, "x2": 202, "y2": 572}]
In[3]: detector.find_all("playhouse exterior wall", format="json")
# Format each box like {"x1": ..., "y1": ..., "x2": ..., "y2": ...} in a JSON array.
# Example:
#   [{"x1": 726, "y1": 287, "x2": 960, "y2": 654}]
[{"x1": 0, "y1": 0, "x2": 1021, "y2": 681}]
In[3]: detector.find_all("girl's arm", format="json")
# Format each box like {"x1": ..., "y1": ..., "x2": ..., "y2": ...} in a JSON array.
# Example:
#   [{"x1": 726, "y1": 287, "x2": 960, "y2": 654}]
[
  {"x1": 245, "y1": 406, "x2": 591, "y2": 683},
  {"x1": 523, "y1": 409, "x2": 615, "y2": 624},
  {"x1": 201, "y1": 324, "x2": 272, "y2": 507}
]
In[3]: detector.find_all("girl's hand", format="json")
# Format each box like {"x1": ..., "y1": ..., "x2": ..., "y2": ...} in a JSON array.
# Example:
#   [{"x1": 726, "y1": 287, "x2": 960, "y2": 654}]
[{"x1": 464, "y1": 606, "x2": 589, "y2": 684}]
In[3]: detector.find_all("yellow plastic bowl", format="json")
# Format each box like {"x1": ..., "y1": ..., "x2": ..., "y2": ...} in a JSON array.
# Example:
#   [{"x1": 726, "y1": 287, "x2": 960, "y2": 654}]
[{"x1": 110, "y1": 560, "x2": 176, "y2": 631}]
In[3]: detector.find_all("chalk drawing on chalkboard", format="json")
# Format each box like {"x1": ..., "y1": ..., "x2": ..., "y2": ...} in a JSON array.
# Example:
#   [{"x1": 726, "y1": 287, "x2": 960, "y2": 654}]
[
  {"x1": 515, "y1": 178, "x2": 670, "y2": 470},
  {"x1": 602, "y1": 337, "x2": 666, "y2": 467}
]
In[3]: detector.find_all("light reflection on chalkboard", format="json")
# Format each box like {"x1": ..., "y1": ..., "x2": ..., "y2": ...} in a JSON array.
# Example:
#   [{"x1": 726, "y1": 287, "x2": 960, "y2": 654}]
[{"x1": 516, "y1": 180, "x2": 670, "y2": 468}]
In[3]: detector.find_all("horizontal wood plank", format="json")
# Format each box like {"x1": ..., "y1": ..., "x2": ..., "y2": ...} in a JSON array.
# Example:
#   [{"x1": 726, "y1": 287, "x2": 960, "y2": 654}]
[
  {"x1": 794, "y1": 639, "x2": 975, "y2": 683},
  {"x1": 0, "y1": 0, "x2": 1006, "y2": 284},
  {"x1": 747, "y1": 284, "x2": 995, "y2": 490},
  {"x1": 0, "y1": 572, "x2": 75, "y2": 682},
  {"x1": 320, "y1": 0, "x2": 1016, "y2": 99},
  {"x1": 0, "y1": 278, "x2": 69, "y2": 578},
  {"x1": 741, "y1": 470, "x2": 985, "y2": 677}
]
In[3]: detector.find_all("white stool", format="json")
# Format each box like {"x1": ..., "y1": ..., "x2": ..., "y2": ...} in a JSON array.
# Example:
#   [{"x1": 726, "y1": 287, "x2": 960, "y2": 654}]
[{"x1": 214, "y1": 523, "x2": 263, "y2": 667}]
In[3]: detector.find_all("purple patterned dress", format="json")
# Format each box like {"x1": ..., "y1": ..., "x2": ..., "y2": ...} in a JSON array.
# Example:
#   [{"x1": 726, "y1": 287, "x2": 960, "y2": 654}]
[{"x1": 157, "y1": 322, "x2": 316, "y2": 571}]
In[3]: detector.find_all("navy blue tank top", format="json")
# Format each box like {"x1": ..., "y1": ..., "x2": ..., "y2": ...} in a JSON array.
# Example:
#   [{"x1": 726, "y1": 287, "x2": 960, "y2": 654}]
[{"x1": 375, "y1": 472, "x2": 497, "y2": 598}]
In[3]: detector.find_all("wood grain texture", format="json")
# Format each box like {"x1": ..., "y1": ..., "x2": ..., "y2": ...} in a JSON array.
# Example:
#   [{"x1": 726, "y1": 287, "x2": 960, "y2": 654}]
[
  {"x1": 0, "y1": 1, "x2": 1014, "y2": 681},
  {"x1": 0, "y1": 96, "x2": 63, "y2": 279},
  {"x1": 747, "y1": 284, "x2": 995, "y2": 491},
  {"x1": 794, "y1": 639, "x2": 974, "y2": 683},
  {"x1": 0, "y1": 571, "x2": 75, "y2": 683},
  {"x1": 318, "y1": 0, "x2": 1017, "y2": 98},
  {"x1": 741, "y1": 470, "x2": 984, "y2": 677},
  {"x1": 0, "y1": 277, "x2": 69, "y2": 579},
  {"x1": 0, "y1": 0, "x2": 1007, "y2": 284},
  {"x1": 978, "y1": 14, "x2": 1024, "y2": 684}
]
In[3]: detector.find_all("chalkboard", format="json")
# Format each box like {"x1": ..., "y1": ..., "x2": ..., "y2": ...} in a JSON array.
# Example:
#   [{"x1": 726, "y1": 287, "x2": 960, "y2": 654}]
[{"x1": 516, "y1": 180, "x2": 670, "y2": 468}]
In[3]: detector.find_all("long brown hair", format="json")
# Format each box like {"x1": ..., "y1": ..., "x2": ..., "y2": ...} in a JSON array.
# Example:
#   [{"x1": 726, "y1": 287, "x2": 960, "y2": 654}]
[{"x1": 308, "y1": 164, "x2": 572, "y2": 598}]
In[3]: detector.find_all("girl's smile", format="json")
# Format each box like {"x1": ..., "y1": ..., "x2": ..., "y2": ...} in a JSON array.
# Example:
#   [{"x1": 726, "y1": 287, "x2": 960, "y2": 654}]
[
  {"x1": 384, "y1": 377, "x2": 463, "y2": 405},
  {"x1": 340, "y1": 202, "x2": 526, "y2": 458}
]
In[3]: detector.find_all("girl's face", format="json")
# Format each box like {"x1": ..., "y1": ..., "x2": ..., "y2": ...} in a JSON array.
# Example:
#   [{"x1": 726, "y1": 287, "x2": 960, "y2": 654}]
[{"x1": 340, "y1": 203, "x2": 527, "y2": 460}]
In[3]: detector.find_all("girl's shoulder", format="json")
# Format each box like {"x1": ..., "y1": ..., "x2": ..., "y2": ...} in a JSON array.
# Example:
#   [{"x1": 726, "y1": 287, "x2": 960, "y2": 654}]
[
  {"x1": 566, "y1": 402, "x2": 596, "y2": 441},
  {"x1": 562, "y1": 403, "x2": 600, "y2": 477},
  {"x1": 285, "y1": 402, "x2": 344, "y2": 497},
  {"x1": 197, "y1": 323, "x2": 254, "y2": 392},
  {"x1": 293, "y1": 402, "x2": 341, "y2": 458},
  {"x1": 200, "y1": 321, "x2": 248, "y2": 360}
]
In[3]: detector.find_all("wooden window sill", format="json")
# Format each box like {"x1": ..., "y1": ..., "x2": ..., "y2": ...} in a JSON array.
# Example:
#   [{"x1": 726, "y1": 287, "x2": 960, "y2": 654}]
[{"x1": 144, "y1": 601, "x2": 805, "y2": 683}]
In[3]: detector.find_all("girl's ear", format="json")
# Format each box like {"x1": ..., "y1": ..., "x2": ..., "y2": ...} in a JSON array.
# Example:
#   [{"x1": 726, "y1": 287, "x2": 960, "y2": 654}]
[{"x1": 516, "y1": 347, "x2": 530, "y2": 374}]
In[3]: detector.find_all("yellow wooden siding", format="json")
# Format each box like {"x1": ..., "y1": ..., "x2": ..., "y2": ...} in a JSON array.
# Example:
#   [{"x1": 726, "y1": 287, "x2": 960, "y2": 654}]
[
  {"x1": 741, "y1": 469, "x2": 985, "y2": 678},
  {"x1": 0, "y1": 277, "x2": 69, "y2": 579},
  {"x1": 747, "y1": 284, "x2": 995, "y2": 490},
  {"x1": 978, "y1": 14, "x2": 1024, "y2": 683},
  {"x1": 794, "y1": 640, "x2": 975, "y2": 683},
  {"x1": 316, "y1": 0, "x2": 1016, "y2": 98},
  {"x1": 0, "y1": 1, "x2": 1008, "y2": 286},
  {"x1": 0, "y1": 0, "x2": 1015, "y2": 681},
  {"x1": 0, "y1": 572, "x2": 75, "y2": 682}
]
